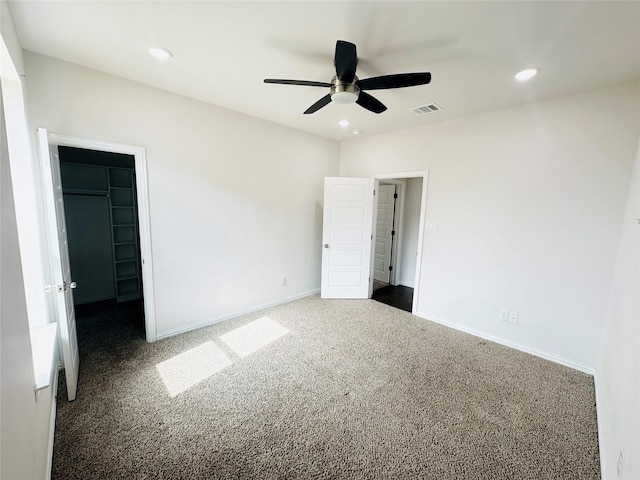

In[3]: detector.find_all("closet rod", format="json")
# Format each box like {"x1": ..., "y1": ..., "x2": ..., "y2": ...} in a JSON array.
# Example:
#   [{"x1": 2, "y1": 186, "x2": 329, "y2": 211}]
[{"x1": 63, "y1": 191, "x2": 109, "y2": 197}]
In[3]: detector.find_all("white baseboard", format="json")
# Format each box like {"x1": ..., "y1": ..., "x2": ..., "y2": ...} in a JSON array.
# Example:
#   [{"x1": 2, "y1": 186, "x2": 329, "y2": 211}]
[
  {"x1": 157, "y1": 289, "x2": 320, "y2": 340},
  {"x1": 593, "y1": 369, "x2": 609, "y2": 480},
  {"x1": 46, "y1": 367, "x2": 58, "y2": 480},
  {"x1": 414, "y1": 310, "x2": 595, "y2": 375}
]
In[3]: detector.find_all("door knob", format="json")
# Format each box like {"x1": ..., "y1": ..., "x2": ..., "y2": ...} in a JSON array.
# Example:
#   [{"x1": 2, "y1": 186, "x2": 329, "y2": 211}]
[
  {"x1": 57, "y1": 281, "x2": 77, "y2": 292},
  {"x1": 324, "y1": 243, "x2": 329, "y2": 249}
]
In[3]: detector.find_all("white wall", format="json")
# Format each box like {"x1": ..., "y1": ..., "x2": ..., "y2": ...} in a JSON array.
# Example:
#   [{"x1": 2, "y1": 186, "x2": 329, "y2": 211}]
[
  {"x1": 341, "y1": 82, "x2": 639, "y2": 371},
  {"x1": 596, "y1": 137, "x2": 639, "y2": 480},
  {"x1": 0, "y1": 0, "x2": 22, "y2": 74},
  {"x1": 1, "y1": 89, "x2": 56, "y2": 480},
  {"x1": 0, "y1": 3, "x2": 56, "y2": 478},
  {"x1": 1, "y1": 13, "x2": 50, "y2": 334},
  {"x1": 24, "y1": 52, "x2": 339, "y2": 338}
]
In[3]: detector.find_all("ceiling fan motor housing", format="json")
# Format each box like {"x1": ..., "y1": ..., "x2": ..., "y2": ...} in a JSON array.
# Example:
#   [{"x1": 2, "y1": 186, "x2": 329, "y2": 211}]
[{"x1": 331, "y1": 76, "x2": 360, "y2": 104}]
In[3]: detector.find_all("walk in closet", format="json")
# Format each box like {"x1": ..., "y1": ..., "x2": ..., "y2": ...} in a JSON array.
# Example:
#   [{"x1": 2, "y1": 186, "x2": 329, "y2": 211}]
[{"x1": 59, "y1": 146, "x2": 142, "y2": 305}]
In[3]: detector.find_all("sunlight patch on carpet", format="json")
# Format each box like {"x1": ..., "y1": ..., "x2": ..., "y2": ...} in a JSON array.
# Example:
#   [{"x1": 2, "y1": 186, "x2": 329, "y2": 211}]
[
  {"x1": 219, "y1": 316, "x2": 289, "y2": 358},
  {"x1": 156, "y1": 341, "x2": 232, "y2": 397}
]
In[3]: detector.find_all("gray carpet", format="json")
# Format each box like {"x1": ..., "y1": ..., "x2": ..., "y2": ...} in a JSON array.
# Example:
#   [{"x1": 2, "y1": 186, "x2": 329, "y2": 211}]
[{"x1": 53, "y1": 295, "x2": 600, "y2": 479}]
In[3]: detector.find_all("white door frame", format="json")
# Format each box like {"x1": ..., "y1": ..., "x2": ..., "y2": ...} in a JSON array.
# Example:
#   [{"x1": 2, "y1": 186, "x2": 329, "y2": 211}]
[
  {"x1": 372, "y1": 171, "x2": 429, "y2": 314},
  {"x1": 47, "y1": 132, "x2": 157, "y2": 342}
]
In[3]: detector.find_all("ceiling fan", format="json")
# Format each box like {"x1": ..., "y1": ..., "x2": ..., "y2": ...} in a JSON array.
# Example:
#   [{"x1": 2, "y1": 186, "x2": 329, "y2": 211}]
[{"x1": 264, "y1": 40, "x2": 432, "y2": 114}]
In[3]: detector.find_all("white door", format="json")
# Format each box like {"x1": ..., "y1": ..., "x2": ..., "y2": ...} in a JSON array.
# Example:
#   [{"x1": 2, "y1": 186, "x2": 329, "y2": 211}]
[
  {"x1": 321, "y1": 177, "x2": 375, "y2": 299},
  {"x1": 373, "y1": 184, "x2": 395, "y2": 283},
  {"x1": 37, "y1": 128, "x2": 80, "y2": 401}
]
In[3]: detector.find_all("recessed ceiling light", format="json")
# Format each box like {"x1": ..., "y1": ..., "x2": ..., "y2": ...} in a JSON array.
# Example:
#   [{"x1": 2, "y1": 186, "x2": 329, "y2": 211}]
[
  {"x1": 148, "y1": 46, "x2": 173, "y2": 60},
  {"x1": 352, "y1": 130, "x2": 362, "y2": 136},
  {"x1": 514, "y1": 68, "x2": 539, "y2": 82},
  {"x1": 338, "y1": 119, "x2": 350, "y2": 128}
]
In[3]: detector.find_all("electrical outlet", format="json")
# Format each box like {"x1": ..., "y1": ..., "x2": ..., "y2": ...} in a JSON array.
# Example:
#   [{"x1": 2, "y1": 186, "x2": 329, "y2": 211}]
[
  {"x1": 617, "y1": 449, "x2": 624, "y2": 478},
  {"x1": 499, "y1": 309, "x2": 509, "y2": 321},
  {"x1": 281, "y1": 276, "x2": 287, "y2": 287},
  {"x1": 508, "y1": 312, "x2": 519, "y2": 324}
]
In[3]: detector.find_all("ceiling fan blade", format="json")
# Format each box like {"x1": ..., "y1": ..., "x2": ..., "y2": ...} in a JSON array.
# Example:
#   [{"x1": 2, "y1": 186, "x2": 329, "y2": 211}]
[
  {"x1": 358, "y1": 72, "x2": 431, "y2": 90},
  {"x1": 334, "y1": 40, "x2": 358, "y2": 83},
  {"x1": 304, "y1": 94, "x2": 332, "y2": 114},
  {"x1": 356, "y1": 92, "x2": 387, "y2": 114},
  {"x1": 264, "y1": 79, "x2": 333, "y2": 87}
]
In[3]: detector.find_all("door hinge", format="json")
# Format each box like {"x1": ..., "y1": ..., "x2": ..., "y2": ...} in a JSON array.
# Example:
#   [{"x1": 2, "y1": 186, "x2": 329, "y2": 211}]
[
  {"x1": 391, "y1": 230, "x2": 396, "y2": 236},
  {"x1": 388, "y1": 266, "x2": 393, "y2": 271},
  {"x1": 394, "y1": 193, "x2": 398, "y2": 199},
  {"x1": 373, "y1": 189, "x2": 376, "y2": 196},
  {"x1": 371, "y1": 234, "x2": 373, "y2": 240}
]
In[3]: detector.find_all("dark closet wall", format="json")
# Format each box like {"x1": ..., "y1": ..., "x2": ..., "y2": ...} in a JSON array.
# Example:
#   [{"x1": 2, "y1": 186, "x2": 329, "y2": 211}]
[{"x1": 64, "y1": 192, "x2": 114, "y2": 303}]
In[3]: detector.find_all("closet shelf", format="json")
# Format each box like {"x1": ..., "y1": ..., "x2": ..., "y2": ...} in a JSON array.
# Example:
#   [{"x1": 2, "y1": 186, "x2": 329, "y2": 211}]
[
  {"x1": 63, "y1": 188, "x2": 109, "y2": 195},
  {"x1": 116, "y1": 274, "x2": 138, "y2": 280}
]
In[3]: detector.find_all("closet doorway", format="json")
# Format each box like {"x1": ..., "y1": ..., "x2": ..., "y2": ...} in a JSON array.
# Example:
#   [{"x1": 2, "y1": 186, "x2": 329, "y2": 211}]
[
  {"x1": 45, "y1": 131, "x2": 157, "y2": 343},
  {"x1": 49, "y1": 139, "x2": 155, "y2": 341},
  {"x1": 58, "y1": 146, "x2": 146, "y2": 340}
]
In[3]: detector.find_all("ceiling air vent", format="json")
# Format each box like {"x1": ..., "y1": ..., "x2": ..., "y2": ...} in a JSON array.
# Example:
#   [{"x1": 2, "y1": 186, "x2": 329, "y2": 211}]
[{"x1": 410, "y1": 103, "x2": 442, "y2": 115}]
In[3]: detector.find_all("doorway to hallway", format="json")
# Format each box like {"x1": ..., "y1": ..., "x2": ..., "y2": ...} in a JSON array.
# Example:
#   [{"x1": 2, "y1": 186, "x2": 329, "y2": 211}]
[
  {"x1": 372, "y1": 283, "x2": 413, "y2": 312},
  {"x1": 370, "y1": 176, "x2": 423, "y2": 313}
]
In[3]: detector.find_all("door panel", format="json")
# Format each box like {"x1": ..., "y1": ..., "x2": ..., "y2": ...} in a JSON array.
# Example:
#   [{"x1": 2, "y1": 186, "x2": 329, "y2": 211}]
[
  {"x1": 373, "y1": 184, "x2": 395, "y2": 283},
  {"x1": 330, "y1": 229, "x2": 363, "y2": 244},
  {"x1": 330, "y1": 250, "x2": 364, "y2": 266},
  {"x1": 321, "y1": 177, "x2": 375, "y2": 299},
  {"x1": 38, "y1": 128, "x2": 80, "y2": 401}
]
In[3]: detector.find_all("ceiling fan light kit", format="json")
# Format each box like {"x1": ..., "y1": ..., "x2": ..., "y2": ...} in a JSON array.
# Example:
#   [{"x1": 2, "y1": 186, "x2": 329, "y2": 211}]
[
  {"x1": 331, "y1": 78, "x2": 360, "y2": 104},
  {"x1": 264, "y1": 40, "x2": 431, "y2": 115}
]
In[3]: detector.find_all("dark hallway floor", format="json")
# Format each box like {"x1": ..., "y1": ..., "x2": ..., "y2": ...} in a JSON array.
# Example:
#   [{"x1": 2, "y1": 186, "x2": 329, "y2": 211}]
[{"x1": 371, "y1": 284, "x2": 414, "y2": 312}]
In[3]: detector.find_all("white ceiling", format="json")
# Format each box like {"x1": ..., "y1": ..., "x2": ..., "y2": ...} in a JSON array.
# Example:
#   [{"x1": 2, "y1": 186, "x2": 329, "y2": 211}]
[{"x1": 8, "y1": 1, "x2": 640, "y2": 141}]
